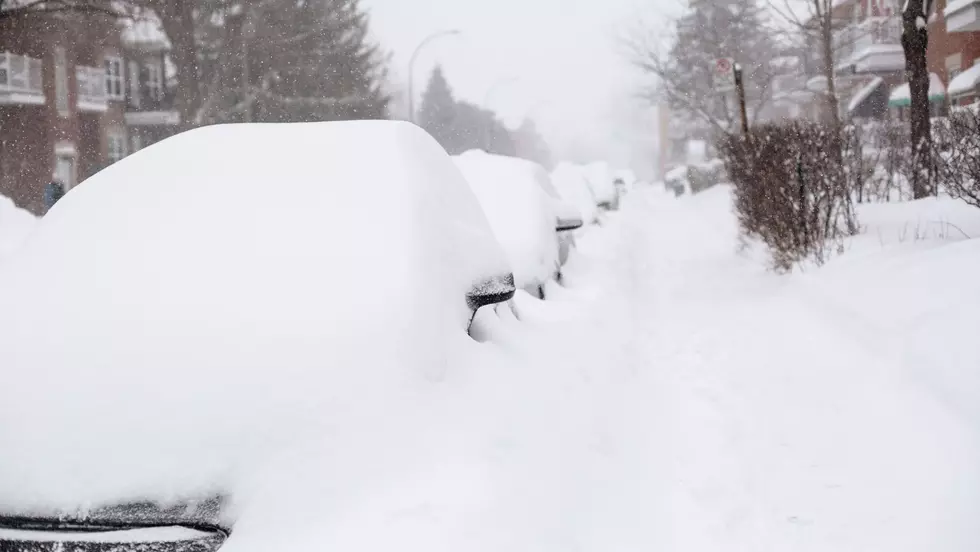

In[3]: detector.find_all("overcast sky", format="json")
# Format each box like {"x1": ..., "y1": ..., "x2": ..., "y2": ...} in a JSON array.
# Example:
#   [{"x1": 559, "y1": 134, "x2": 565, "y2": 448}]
[{"x1": 361, "y1": 0, "x2": 676, "y2": 177}]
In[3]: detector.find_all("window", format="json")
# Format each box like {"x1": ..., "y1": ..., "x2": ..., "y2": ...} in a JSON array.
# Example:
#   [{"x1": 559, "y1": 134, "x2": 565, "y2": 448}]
[
  {"x1": 107, "y1": 130, "x2": 128, "y2": 164},
  {"x1": 146, "y1": 61, "x2": 163, "y2": 101},
  {"x1": 128, "y1": 61, "x2": 141, "y2": 107},
  {"x1": 104, "y1": 55, "x2": 124, "y2": 100},
  {"x1": 54, "y1": 143, "x2": 76, "y2": 189},
  {"x1": 946, "y1": 53, "x2": 962, "y2": 80},
  {"x1": 54, "y1": 47, "x2": 69, "y2": 116}
]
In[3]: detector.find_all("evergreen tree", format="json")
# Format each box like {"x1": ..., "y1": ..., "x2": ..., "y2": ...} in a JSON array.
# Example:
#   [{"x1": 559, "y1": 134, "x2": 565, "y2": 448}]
[
  {"x1": 418, "y1": 65, "x2": 458, "y2": 148},
  {"x1": 249, "y1": 0, "x2": 389, "y2": 122}
]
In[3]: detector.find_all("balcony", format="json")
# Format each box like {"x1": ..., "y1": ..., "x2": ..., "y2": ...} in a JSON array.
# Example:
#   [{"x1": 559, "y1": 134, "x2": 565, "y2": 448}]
[
  {"x1": 76, "y1": 65, "x2": 107, "y2": 112},
  {"x1": 835, "y1": 17, "x2": 904, "y2": 74},
  {"x1": 0, "y1": 52, "x2": 45, "y2": 105},
  {"x1": 125, "y1": 86, "x2": 179, "y2": 126},
  {"x1": 945, "y1": 0, "x2": 980, "y2": 32}
]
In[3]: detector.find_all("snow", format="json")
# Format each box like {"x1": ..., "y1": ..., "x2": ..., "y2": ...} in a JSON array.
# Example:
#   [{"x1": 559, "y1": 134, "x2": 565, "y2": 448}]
[
  {"x1": 453, "y1": 150, "x2": 560, "y2": 292},
  {"x1": 1, "y1": 144, "x2": 979, "y2": 552},
  {"x1": 944, "y1": 0, "x2": 977, "y2": 16},
  {"x1": 847, "y1": 76, "x2": 883, "y2": 113},
  {"x1": 0, "y1": 526, "x2": 210, "y2": 543},
  {"x1": 948, "y1": 61, "x2": 980, "y2": 98},
  {"x1": 550, "y1": 162, "x2": 599, "y2": 224},
  {"x1": 0, "y1": 194, "x2": 36, "y2": 260},
  {"x1": 889, "y1": 72, "x2": 946, "y2": 104},
  {"x1": 581, "y1": 161, "x2": 617, "y2": 205},
  {"x1": 475, "y1": 186, "x2": 980, "y2": 551},
  {"x1": 0, "y1": 120, "x2": 512, "y2": 542}
]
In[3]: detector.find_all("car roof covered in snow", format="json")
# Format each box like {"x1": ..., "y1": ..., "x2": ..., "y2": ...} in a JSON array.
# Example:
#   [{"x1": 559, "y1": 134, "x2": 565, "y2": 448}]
[{"x1": 0, "y1": 121, "x2": 509, "y2": 521}]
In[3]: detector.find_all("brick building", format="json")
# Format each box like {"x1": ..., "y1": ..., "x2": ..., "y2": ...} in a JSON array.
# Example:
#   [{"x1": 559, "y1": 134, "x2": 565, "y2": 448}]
[
  {"x1": 932, "y1": 0, "x2": 980, "y2": 105},
  {"x1": 0, "y1": 11, "x2": 178, "y2": 215}
]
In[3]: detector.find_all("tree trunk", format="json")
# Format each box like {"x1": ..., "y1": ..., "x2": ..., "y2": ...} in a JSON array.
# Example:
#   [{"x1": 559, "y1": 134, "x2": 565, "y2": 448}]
[
  {"x1": 902, "y1": 0, "x2": 933, "y2": 198},
  {"x1": 820, "y1": 11, "x2": 841, "y2": 130}
]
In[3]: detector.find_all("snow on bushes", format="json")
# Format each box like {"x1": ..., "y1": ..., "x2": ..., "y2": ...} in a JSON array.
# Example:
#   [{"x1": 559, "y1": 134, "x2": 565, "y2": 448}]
[
  {"x1": 718, "y1": 122, "x2": 858, "y2": 270},
  {"x1": 934, "y1": 109, "x2": 980, "y2": 209}
]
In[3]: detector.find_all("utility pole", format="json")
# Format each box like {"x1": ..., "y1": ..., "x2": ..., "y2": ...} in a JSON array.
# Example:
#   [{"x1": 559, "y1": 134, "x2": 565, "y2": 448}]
[{"x1": 734, "y1": 63, "x2": 749, "y2": 136}]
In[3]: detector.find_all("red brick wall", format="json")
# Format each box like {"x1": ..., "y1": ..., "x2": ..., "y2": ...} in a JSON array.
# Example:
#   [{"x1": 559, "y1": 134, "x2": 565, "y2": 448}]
[
  {"x1": 0, "y1": 12, "x2": 125, "y2": 211},
  {"x1": 928, "y1": 0, "x2": 980, "y2": 85}
]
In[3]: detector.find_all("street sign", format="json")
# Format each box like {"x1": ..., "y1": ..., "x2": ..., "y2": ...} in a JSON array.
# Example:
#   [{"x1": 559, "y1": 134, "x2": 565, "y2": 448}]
[{"x1": 714, "y1": 57, "x2": 735, "y2": 92}]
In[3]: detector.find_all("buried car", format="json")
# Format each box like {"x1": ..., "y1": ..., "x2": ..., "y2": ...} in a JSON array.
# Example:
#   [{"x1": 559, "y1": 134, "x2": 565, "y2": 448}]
[
  {"x1": 551, "y1": 162, "x2": 599, "y2": 226},
  {"x1": 0, "y1": 121, "x2": 514, "y2": 551},
  {"x1": 453, "y1": 150, "x2": 576, "y2": 299}
]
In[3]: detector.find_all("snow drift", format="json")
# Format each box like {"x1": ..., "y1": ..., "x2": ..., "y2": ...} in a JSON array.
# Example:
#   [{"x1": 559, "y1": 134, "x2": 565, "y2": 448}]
[
  {"x1": 0, "y1": 121, "x2": 511, "y2": 545},
  {"x1": 0, "y1": 194, "x2": 37, "y2": 260}
]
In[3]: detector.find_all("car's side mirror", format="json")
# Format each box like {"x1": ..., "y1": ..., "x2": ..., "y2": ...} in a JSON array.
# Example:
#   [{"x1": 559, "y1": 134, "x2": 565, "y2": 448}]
[
  {"x1": 466, "y1": 273, "x2": 516, "y2": 311},
  {"x1": 556, "y1": 216, "x2": 583, "y2": 232}
]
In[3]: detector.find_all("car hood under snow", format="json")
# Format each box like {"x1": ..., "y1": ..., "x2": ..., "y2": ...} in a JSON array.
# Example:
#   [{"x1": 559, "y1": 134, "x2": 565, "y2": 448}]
[{"x1": 0, "y1": 121, "x2": 510, "y2": 536}]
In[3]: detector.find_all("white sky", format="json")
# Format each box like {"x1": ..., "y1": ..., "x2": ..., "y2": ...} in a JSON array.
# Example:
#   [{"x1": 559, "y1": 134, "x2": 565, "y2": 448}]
[{"x1": 361, "y1": 0, "x2": 674, "y2": 177}]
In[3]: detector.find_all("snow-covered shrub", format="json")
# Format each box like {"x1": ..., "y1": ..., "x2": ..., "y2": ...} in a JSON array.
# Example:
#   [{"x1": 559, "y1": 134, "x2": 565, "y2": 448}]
[
  {"x1": 933, "y1": 109, "x2": 980, "y2": 210},
  {"x1": 718, "y1": 122, "x2": 858, "y2": 270},
  {"x1": 664, "y1": 165, "x2": 689, "y2": 197},
  {"x1": 854, "y1": 121, "x2": 913, "y2": 202},
  {"x1": 688, "y1": 159, "x2": 727, "y2": 194}
]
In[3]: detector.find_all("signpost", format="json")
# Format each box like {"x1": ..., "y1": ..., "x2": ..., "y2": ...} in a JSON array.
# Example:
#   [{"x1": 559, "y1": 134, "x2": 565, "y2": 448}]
[
  {"x1": 713, "y1": 57, "x2": 735, "y2": 93},
  {"x1": 734, "y1": 64, "x2": 749, "y2": 136},
  {"x1": 715, "y1": 57, "x2": 749, "y2": 136}
]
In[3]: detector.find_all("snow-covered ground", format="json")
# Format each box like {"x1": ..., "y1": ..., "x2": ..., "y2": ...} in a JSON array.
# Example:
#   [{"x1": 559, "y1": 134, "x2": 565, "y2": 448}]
[
  {"x1": 473, "y1": 184, "x2": 980, "y2": 551},
  {"x1": 1, "y1": 175, "x2": 978, "y2": 551},
  {"x1": 0, "y1": 195, "x2": 36, "y2": 260}
]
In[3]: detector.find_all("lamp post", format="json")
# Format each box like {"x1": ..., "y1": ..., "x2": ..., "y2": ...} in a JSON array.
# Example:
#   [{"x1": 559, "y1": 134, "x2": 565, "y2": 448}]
[
  {"x1": 407, "y1": 29, "x2": 461, "y2": 124},
  {"x1": 483, "y1": 76, "x2": 520, "y2": 108}
]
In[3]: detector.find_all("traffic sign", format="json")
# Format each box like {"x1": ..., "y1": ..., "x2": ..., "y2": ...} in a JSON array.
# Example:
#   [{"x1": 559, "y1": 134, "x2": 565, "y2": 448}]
[{"x1": 714, "y1": 57, "x2": 735, "y2": 92}]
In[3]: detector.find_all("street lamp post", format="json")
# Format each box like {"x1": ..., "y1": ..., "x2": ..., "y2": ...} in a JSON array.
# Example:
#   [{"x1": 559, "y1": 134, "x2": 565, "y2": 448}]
[
  {"x1": 482, "y1": 76, "x2": 520, "y2": 108},
  {"x1": 407, "y1": 29, "x2": 461, "y2": 124}
]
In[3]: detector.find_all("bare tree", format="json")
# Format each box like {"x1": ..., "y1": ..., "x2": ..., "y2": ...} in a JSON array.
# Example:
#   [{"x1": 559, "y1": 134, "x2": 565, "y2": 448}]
[
  {"x1": 627, "y1": 0, "x2": 791, "y2": 135},
  {"x1": 766, "y1": 0, "x2": 848, "y2": 129},
  {"x1": 901, "y1": 0, "x2": 935, "y2": 198}
]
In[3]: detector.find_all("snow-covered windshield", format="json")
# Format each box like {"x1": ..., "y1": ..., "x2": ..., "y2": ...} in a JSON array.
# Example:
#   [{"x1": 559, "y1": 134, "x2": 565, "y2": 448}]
[{"x1": 1, "y1": 1, "x2": 979, "y2": 551}]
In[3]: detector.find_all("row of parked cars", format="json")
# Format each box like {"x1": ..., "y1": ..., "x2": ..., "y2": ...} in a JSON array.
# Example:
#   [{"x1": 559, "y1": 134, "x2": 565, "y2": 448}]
[{"x1": 0, "y1": 121, "x2": 630, "y2": 551}]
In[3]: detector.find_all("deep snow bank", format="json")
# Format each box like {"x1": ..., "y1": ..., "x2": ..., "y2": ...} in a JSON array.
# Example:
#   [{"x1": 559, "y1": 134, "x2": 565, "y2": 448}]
[
  {"x1": 0, "y1": 121, "x2": 512, "y2": 543},
  {"x1": 0, "y1": 194, "x2": 36, "y2": 259}
]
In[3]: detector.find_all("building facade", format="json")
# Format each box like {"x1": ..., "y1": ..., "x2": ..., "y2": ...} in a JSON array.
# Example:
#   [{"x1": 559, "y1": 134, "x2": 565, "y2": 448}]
[{"x1": 0, "y1": 12, "x2": 178, "y2": 215}]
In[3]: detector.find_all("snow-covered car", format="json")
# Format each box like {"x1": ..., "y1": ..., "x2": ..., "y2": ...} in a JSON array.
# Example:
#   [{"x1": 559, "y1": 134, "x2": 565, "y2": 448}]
[
  {"x1": 551, "y1": 162, "x2": 600, "y2": 226},
  {"x1": 583, "y1": 161, "x2": 619, "y2": 211},
  {"x1": 0, "y1": 121, "x2": 514, "y2": 550},
  {"x1": 531, "y1": 166, "x2": 583, "y2": 270},
  {"x1": 453, "y1": 150, "x2": 573, "y2": 298}
]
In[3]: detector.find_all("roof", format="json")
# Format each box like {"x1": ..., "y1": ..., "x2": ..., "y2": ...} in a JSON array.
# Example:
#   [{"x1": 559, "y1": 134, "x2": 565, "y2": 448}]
[
  {"x1": 948, "y1": 63, "x2": 980, "y2": 97},
  {"x1": 847, "y1": 76, "x2": 884, "y2": 113},
  {"x1": 888, "y1": 73, "x2": 946, "y2": 106}
]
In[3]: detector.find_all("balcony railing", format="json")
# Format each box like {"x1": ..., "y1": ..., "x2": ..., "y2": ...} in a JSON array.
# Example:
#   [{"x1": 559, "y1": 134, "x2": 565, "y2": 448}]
[
  {"x1": 76, "y1": 65, "x2": 107, "y2": 111},
  {"x1": 833, "y1": 16, "x2": 903, "y2": 73},
  {"x1": 0, "y1": 52, "x2": 44, "y2": 104}
]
